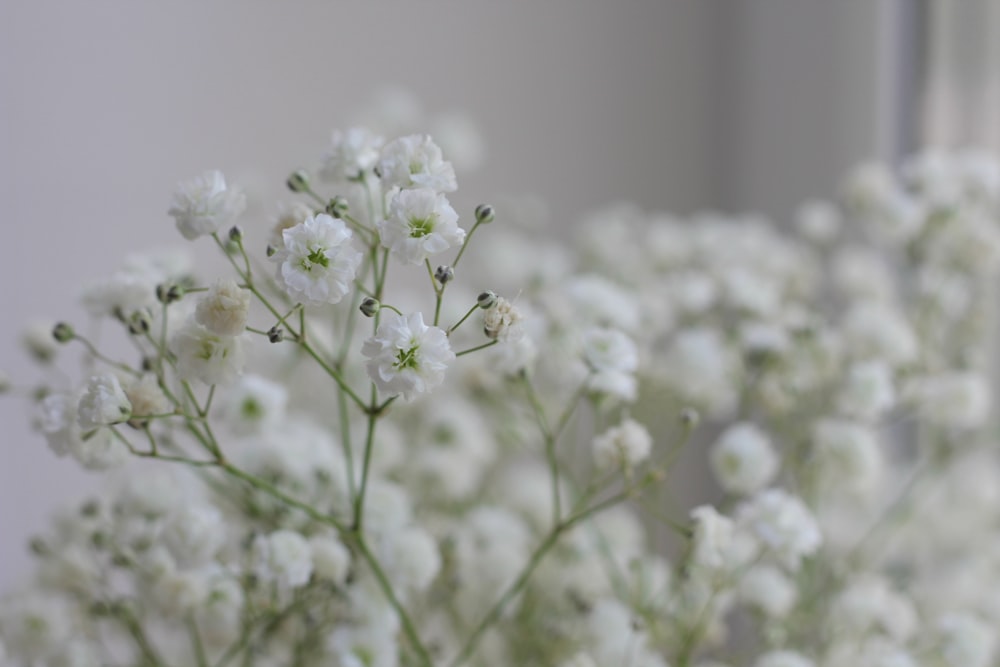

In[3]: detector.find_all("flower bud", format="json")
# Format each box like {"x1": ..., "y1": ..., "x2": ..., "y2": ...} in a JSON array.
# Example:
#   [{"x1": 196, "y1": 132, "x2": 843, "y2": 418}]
[
  {"x1": 52, "y1": 322, "x2": 75, "y2": 343},
  {"x1": 477, "y1": 291, "x2": 497, "y2": 309},
  {"x1": 228, "y1": 225, "x2": 244, "y2": 242},
  {"x1": 156, "y1": 283, "x2": 185, "y2": 304},
  {"x1": 266, "y1": 244, "x2": 277, "y2": 258},
  {"x1": 360, "y1": 298, "x2": 380, "y2": 318},
  {"x1": 680, "y1": 407, "x2": 700, "y2": 429},
  {"x1": 267, "y1": 326, "x2": 285, "y2": 344},
  {"x1": 286, "y1": 170, "x2": 311, "y2": 193},
  {"x1": 128, "y1": 311, "x2": 151, "y2": 335},
  {"x1": 325, "y1": 196, "x2": 350, "y2": 219},
  {"x1": 475, "y1": 204, "x2": 495, "y2": 224},
  {"x1": 435, "y1": 265, "x2": 455, "y2": 285}
]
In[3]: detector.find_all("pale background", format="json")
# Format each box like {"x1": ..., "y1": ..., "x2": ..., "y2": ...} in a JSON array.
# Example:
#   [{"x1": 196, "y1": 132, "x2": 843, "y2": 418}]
[{"x1": 2, "y1": 0, "x2": 989, "y2": 587}]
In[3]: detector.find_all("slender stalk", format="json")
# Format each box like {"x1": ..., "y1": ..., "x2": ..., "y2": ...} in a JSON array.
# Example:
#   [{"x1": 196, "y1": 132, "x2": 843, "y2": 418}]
[{"x1": 455, "y1": 340, "x2": 498, "y2": 356}]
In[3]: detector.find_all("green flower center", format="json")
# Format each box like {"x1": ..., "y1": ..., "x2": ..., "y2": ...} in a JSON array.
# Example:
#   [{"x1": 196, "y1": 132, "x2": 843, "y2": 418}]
[
  {"x1": 394, "y1": 345, "x2": 420, "y2": 370},
  {"x1": 302, "y1": 246, "x2": 330, "y2": 271},
  {"x1": 241, "y1": 398, "x2": 262, "y2": 420},
  {"x1": 408, "y1": 217, "x2": 434, "y2": 238}
]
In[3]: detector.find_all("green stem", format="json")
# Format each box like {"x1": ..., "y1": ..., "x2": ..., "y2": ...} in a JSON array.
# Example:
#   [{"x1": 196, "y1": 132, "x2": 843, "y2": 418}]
[{"x1": 455, "y1": 340, "x2": 498, "y2": 357}]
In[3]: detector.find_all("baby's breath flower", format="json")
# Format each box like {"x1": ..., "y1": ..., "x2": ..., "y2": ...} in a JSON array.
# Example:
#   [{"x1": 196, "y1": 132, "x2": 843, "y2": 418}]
[
  {"x1": 377, "y1": 134, "x2": 457, "y2": 192},
  {"x1": 361, "y1": 312, "x2": 454, "y2": 401},
  {"x1": 592, "y1": 418, "x2": 652, "y2": 470},
  {"x1": 195, "y1": 279, "x2": 250, "y2": 337},
  {"x1": 252, "y1": 530, "x2": 313, "y2": 590},
  {"x1": 272, "y1": 214, "x2": 363, "y2": 305},
  {"x1": 77, "y1": 374, "x2": 132, "y2": 430},
  {"x1": 319, "y1": 127, "x2": 384, "y2": 182},
  {"x1": 168, "y1": 170, "x2": 246, "y2": 241},
  {"x1": 482, "y1": 297, "x2": 524, "y2": 342},
  {"x1": 170, "y1": 317, "x2": 246, "y2": 385},
  {"x1": 581, "y1": 327, "x2": 638, "y2": 402},
  {"x1": 377, "y1": 188, "x2": 465, "y2": 265},
  {"x1": 124, "y1": 374, "x2": 171, "y2": 425},
  {"x1": 709, "y1": 422, "x2": 779, "y2": 496}
]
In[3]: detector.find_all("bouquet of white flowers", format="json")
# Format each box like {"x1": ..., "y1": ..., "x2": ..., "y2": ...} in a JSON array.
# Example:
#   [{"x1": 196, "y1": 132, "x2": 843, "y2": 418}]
[{"x1": 4, "y1": 102, "x2": 1000, "y2": 667}]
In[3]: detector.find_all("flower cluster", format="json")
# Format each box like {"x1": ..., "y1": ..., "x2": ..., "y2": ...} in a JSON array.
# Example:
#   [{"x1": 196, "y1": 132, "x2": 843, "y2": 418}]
[{"x1": 5, "y1": 93, "x2": 1000, "y2": 667}]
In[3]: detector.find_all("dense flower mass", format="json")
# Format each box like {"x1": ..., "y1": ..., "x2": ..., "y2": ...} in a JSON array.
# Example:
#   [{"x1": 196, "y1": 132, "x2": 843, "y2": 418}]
[{"x1": 6, "y1": 98, "x2": 1000, "y2": 667}]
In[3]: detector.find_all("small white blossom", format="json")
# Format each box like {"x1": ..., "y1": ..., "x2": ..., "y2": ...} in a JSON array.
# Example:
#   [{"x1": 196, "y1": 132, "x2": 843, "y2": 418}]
[
  {"x1": 739, "y1": 564, "x2": 797, "y2": 617},
  {"x1": 377, "y1": 134, "x2": 457, "y2": 192},
  {"x1": 269, "y1": 201, "x2": 315, "y2": 248},
  {"x1": 592, "y1": 418, "x2": 653, "y2": 469},
  {"x1": 935, "y1": 611, "x2": 996, "y2": 667},
  {"x1": 689, "y1": 505, "x2": 750, "y2": 574},
  {"x1": 168, "y1": 170, "x2": 245, "y2": 240},
  {"x1": 171, "y1": 317, "x2": 247, "y2": 385},
  {"x1": 812, "y1": 419, "x2": 883, "y2": 493},
  {"x1": 377, "y1": 188, "x2": 464, "y2": 265},
  {"x1": 253, "y1": 530, "x2": 313, "y2": 590},
  {"x1": 319, "y1": 127, "x2": 384, "y2": 182},
  {"x1": 195, "y1": 279, "x2": 250, "y2": 337},
  {"x1": 736, "y1": 488, "x2": 822, "y2": 571},
  {"x1": 272, "y1": 214, "x2": 363, "y2": 305},
  {"x1": 124, "y1": 374, "x2": 171, "y2": 421},
  {"x1": 903, "y1": 372, "x2": 992, "y2": 431},
  {"x1": 837, "y1": 360, "x2": 896, "y2": 421},
  {"x1": 21, "y1": 321, "x2": 59, "y2": 363},
  {"x1": 483, "y1": 297, "x2": 525, "y2": 342},
  {"x1": 38, "y1": 392, "x2": 127, "y2": 469},
  {"x1": 162, "y1": 505, "x2": 225, "y2": 568},
  {"x1": 361, "y1": 311, "x2": 454, "y2": 401},
  {"x1": 77, "y1": 373, "x2": 132, "y2": 430},
  {"x1": 310, "y1": 535, "x2": 351, "y2": 585},
  {"x1": 710, "y1": 422, "x2": 779, "y2": 496},
  {"x1": 221, "y1": 374, "x2": 288, "y2": 435},
  {"x1": 581, "y1": 327, "x2": 638, "y2": 402}
]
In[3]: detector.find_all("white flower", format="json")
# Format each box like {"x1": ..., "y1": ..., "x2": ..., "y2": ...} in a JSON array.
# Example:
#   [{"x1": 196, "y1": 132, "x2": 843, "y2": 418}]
[
  {"x1": 379, "y1": 526, "x2": 441, "y2": 593},
  {"x1": 195, "y1": 279, "x2": 250, "y2": 337},
  {"x1": 252, "y1": 530, "x2": 313, "y2": 590},
  {"x1": 829, "y1": 575, "x2": 918, "y2": 643},
  {"x1": 796, "y1": 199, "x2": 841, "y2": 244},
  {"x1": 21, "y1": 321, "x2": 59, "y2": 363},
  {"x1": 272, "y1": 214, "x2": 362, "y2": 305},
  {"x1": 361, "y1": 311, "x2": 454, "y2": 401},
  {"x1": 376, "y1": 188, "x2": 464, "y2": 265},
  {"x1": 171, "y1": 317, "x2": 246, "y2": 385},
  {"x1": 837, "y1": 360, "x2": 896, "y2": 421},
  {"x1": 841, "y1": 301, "x2": 918, "y2": 367},
  {"x1": 483, "y1": 297, "x2": 525, "y2": 342},
  {"x1": 162, "y1": 505, "x2": 225, "y2": 568},
  {"x1": 811, "y1": 419, "x2": 883, "y2": 494},
  {"x1": 81, "y1": 271, "x2": 157, "y2": 318},
  {"x1": 903, "y1": 372, "x2": 992, "y2": 431},
  {"x1": 739, "y1": 564, "x2": 797, "y2": 617},
  {"x1": 736, "y1": 488, "x2": 822, "y2": 571},
  {"x1": 310, "y1": 535, "x2": 351, "y2": 585},
  {"x1": 709, "y1": 422, "x2": 779, "y2": 496},
  {"x1": 168, "y1": 170, "x2": 245, "y2": 240},
  {"x1": 377, "y1": 134, "x2": 457, "y2": 192},
  {"x1": 690, "y1": 505, "x2": 742, "y2": 573},
  {"x1": 38, "y1": 392, "x2": 128, "y2": 469},
  {"x1": 581, "y1": 327, "x2": 638, "y2": 402},
  {"x1": 319, "y1": 127, "x2": 384, "y2": 182},
  {"x1": 124, "y1": 374, "x2": 171, "y2": 421},
  {"x1": 77, "y1": 373, "x2": 132, "y2": 430},
  {"x1": 221, "y1": 374, "x2": 288, "y2": 435},
  {"x1": 269, "y1": 201, "x2": 315, "y2": 248},
  {"x1": 593, "y1": 418, "x2": 653, "y2": 469},
  {"x1": 935, "y1": 611, "x2": 996, "y2": 667}
]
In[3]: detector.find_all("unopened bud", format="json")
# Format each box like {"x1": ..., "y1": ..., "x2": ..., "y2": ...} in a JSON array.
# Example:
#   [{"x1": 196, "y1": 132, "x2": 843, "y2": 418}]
[
  {"x1": 228, "y1": 225, "x2": 244, "y2": 242},
  {"x1": 679, "y1": 407, "x2": 700, "y2": 429},
  {"x1": 267, "y1": 326, "x2": 284, "y2": 344},
  {"x1": 128, "y1": 311, "x2": 151, "y2": 335},
  {"x1": 266, "y1": 244, "x2": 277, "y2": 258},
  {"x1": 286, "y1": 170, "x2": 311, "y2": 193},
  {"x1": 435, "y1": 265, "x2": 455, "y2": 284},
  {"x1": 52, "y1": 322, "x2": 75, "y2": 343},
  {"x1": 474, "y1": 204, "x2": 495, "y2": 224},
  {"x1": 325, "y1": 196, "x2": 349, "y2": 219},
  {"x1": 360, "y1": 298, "x2": 380, "y2": 318},
  {"x1": 156, "y1": 283, "x2": 185, "y2": 304},
  {"x1": 477, "y1": 291, "x2": 497, "y2": 309}
]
